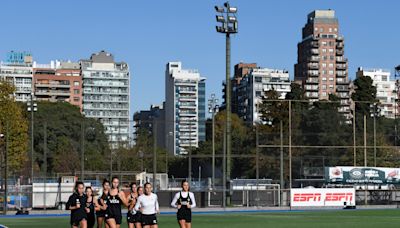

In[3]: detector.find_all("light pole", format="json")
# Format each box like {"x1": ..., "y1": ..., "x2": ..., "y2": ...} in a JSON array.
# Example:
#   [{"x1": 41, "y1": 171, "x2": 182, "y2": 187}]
[
  {"x1": 215, "y1": 1, "x2": 238, "y2": 206},
  {"x1": 27, "y1": 92, "x2": 37, "y2": 184},
  {"x1": 208, "y1": 94, "x2": 219, "y2": 189}
]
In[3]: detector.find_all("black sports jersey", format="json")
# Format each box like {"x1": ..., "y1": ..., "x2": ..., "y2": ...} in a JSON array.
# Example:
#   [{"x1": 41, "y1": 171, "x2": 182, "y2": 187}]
[
  {"x1": 96, "y1": 194, "x2": 107, "y2": 217},
  {"x1": 86, "y1": 197, "x2": 95, "y2": 228},
  {"x1": 178, "y1": 192, "x2": 192, "y2": 208},
  {"x1": 105, "y1": 191, "x2": 123, "y2": 224},
  {"x1": 66, "y1": 193, "x2": 87, "y2": 225}
]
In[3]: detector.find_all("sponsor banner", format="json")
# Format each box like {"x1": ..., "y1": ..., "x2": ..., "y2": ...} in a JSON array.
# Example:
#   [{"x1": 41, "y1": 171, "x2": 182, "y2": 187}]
[
  {"x1": 325, "y1": 166, "x2": 400, "y2": 185},
  {"x1": 290, "y1": 188, "x2": 355, "y2": 207}
]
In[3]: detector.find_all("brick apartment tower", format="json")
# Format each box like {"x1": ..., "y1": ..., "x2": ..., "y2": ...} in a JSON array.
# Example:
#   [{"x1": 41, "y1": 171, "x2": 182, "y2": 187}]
[{"x1": 294, "y1": 10, "x2": 350, "y2": 117}]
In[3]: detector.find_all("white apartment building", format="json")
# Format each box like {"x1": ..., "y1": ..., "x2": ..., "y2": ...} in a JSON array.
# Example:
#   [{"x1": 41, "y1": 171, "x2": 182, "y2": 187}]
[
  {"x1": 234, "y1": 67, "x2": 291, "y2": 123},
  {"x1": 356, "y1": 67, "x2": 397, "y2": 118},
  {"x1": 0, "y1": 51, "x2": 33, "y2": 102},
  {"x1": 165, "y1": 62, "x2": 206, "y2": 155},
  {"x1": 80, "y1": 51, "x2": 130, "y2": 148}
]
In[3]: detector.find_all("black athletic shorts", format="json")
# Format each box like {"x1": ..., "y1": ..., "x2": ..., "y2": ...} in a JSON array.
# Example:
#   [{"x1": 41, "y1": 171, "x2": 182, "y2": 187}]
[
  {"x1": 105, "y1": 213, "x2": 122, "y2": 225},
  {"x1": 127, "y1": 211, "x2": 142, "y2": 223},
  {"x1": 141, "y1": 214, "x2": 158, "y2": 226},
  {"x1": 71, "y1": 217, "x2": 86, "y2": 226},
  {"x1": 96, "y1": 210, "x2": 106, "y2": 218},
  {"x1": 177, "y1": 208, "x2": 192, "y2": 223}
]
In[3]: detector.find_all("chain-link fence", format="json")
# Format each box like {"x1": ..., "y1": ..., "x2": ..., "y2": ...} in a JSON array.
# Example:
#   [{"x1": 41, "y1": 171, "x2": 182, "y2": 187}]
[{"x1": 1, "y1": 100, "x2": 400, "y2": 213}]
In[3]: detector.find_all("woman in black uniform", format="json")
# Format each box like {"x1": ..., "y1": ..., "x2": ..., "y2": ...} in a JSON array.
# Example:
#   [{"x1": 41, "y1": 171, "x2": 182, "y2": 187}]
[
  {"x1": 127, "y1": 183, "x2": 141, "y2": 228},
  {"x1": 66, "y1": 181, "x2": 88, "y2": 228},
  {"x1": 96, "y1": 179, "x2": 110, "y2": 228},
  {"x1": 85, "y1": 187, "x2": 96, "y2": 228},
  {"x1": 105, "y1": 176, "x2": 129, "y2": 228},
  {"x1": 170, "y1": 180, "x2": 196, "y2": 228},
  {"x1": 134, "y1": 186, "x2": 144, "y2": 228}
]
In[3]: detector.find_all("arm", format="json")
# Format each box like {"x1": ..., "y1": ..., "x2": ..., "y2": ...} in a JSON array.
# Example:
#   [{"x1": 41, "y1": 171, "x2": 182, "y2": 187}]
[
  {"x1": 66, "y1": 194, "x2": 79, "y2": 210},
  {"x1": 189, "y1": 192, "x2": 196, "y2": 209},
  {"x1": 119, "y1": 191, "x2": 129, "y2": 207},
  {"x1": 100, "y1": 198, "x2": 108, "y2": 210},
  {"x1": 155, "y1": 195, "x2": 160, "y2": 213},
  {"x1": 128, "y1": 196, "x2": 136, "y2": 211},
  {"x1": 134, "y1": 196, "x2": 141, "y2": 211},
  {"x1": 170, "y1": 192, "x2": 179, "y2": 208},
  {"x1": 94, "y1": 197, "x2": 101, "y2": 212}
]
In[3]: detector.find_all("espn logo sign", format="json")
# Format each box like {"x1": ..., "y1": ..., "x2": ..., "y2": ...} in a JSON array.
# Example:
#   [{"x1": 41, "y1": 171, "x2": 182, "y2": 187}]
[
  {"x1": 291, "y1": 188, "x2": 356, "y2": 207},
  {"x1": 293, "y1": 193, "x2": 321, "y2": 202},
  {"x1": 325, "y1": 193, "x2": 353, "y2": 202}
]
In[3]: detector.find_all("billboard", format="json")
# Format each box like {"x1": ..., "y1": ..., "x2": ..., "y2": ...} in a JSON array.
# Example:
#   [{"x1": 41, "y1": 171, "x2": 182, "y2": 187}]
[
  {"x1": 325, "y1": 166, "x2": 400, "y2": 185},
  {"x1": 291, "y1": 188, "x2": 355, "y2": 207}
]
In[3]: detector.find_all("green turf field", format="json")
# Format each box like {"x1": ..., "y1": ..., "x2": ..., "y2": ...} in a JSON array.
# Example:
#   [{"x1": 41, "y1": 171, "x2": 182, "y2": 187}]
[{"x1": 0, "y1": 210, "x2": 399, "y2": 228}]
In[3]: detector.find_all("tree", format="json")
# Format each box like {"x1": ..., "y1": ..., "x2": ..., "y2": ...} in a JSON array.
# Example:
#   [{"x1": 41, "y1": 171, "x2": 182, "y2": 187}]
[
  {"x1": 31, "y1": 101, "x2": 110, "y2": 175},
  {"x1": 0, "y1": 80, "x2": 29, "y2": 174},
  {"x1": 352, "y1": 76, "x2": 378, "y2": 116}
]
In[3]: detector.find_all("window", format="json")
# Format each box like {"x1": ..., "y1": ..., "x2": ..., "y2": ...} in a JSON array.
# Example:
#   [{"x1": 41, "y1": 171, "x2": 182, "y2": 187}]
[
  {"x1": 320, "y1": 28, "x2": 324, "y2": 32},
  {"x1": 322, "y1": 63, "x2": 327, "y2": 68},
  {"x1": 329, "y1": 49, "x2": 334, "y2": 53},
  {"x1": 322, "y1": 41, "x2": 327, "y2": 46},
  {"x1": 334, "y1": 28, "x2": 338, "y2": 32},
  {"x1": 322, "y1": 70, "x2": 327, "y2": 75},
  {"x1": 322, "y1": 92, "x2": 327, "y2": 96},
  {"x1": 329, "y1": 77, "x2": 334, "y2": 81},
  {"x1": 255, "y1": 77, "x2": 262, "y2": 83},
  {"x1": 329, "y1": 85, "x2": 334, "y2": 89},
  {"x1": 315, "y1": 27, "x2": 318, "y2": 31},
  {"x1": 329, "y1": 41, "x2": 334, "y2": 46},
  {"x1": 322, "y1": 85, "x2": 327, "y2": 89},
  {"x1": 330, "y1": 55, "x2": 335, "y2": 60},
  {"x1": 323, "y1": 56, "x2": 328, "y2": 61},
  {"x1": 322, "y1": 49, "x2": 327, "y2": 53},
  {"x1": 329, "y1": 63, "x2": 334, "y2": 68},
  {"x1": 73, "y1": 97, "x2": 80, "y2": 102},
  {"x1": 74, "y1": 81, "x2": 80, "y2": 86},
  {"x1": 382, "y1": 75, "x2": 388, "y2": 81},
  {"x1": 329, "y1": 70, "x2": 334, "y2": 75},
  {"x1": 256, "y1": 91, "x2": 262, "y2": 97},
  {"x1": 74, "y1": 89, "x2": 80, "y2": 94},
  {"x1": 322, "y1": 77, "x2": 327, "y2": 81},
  {"x1": 329, "y1": 28, "x2": 333, "y2": 32}
]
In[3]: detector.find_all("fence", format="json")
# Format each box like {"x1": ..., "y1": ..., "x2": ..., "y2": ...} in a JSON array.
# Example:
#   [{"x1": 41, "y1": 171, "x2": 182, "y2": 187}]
[{"x1": 1, "y1": 100, "x2": 400, "y2": 212}]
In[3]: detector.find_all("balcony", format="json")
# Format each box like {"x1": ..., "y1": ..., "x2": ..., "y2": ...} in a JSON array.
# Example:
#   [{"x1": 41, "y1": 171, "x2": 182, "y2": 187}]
[
  {"x1": 336, "y1": 57, "x2": 347, "y2": 63},
  {"x1": 308, "y1": 56, "x2": 320, "y2": 62},
  {"x1": 336, "y1": 64, "x2": 346, "y2": 70},
  {"x1": 307, "y1": 70, "x2": 319, "y2": 77},
  {"x1": 305, "y1": 92, "x2": 319, "y2": 98},
  {"x1": 36, "y1": 83, "x2": 70, "y2": 88},
  {"x1": 310, "y1": 41, "x2": 319, "y2": 48},
  {"x1": 311, "y1": 49, "x2": 319, "y2": 55},
  {"x1": 305, "y1": 85, "x2": 319, "y2": 91},
  {"x1": 336, "y1": 49, "x2": 344, "y2": 55},
  {"x1": 336, "y1": 71, "x2": 347, "y2": 77},
  {"x1": 336, "y1": 79, "x2": 349, "y2": 85},
  {"x1": 336, "y1": 42, "x2": 344, "y2": 49},
  {"x1": 308, "y1": 63, "x2": 319, "y2": 69},
  {"x1": 336, "y1": 85, "x2": 349, "y2": 91},
  {"x1": 306, "y1": 78, "x2": 319, "y2": 84},
  {"x1": 337, "y1": 92, "x2": 350, "y2": 98}
]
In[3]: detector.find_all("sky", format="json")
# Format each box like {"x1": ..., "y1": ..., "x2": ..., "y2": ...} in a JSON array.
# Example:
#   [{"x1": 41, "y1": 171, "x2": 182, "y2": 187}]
[{"x1": 1, "y1": 0, "x2": 399, "y2": 118}]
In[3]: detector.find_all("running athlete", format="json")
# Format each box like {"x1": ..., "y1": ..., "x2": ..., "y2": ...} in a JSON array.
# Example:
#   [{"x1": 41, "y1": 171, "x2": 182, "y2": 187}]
[
  {"x1": 127, "y1": 183, "x2": 141, "y2": 228},
  {"x1": 133, "y1": 186, "x2": 144, "y2": 228},
  {"x1": 170, "y1": 180, "x2": 196, "y2": 228},
  {"x1": 135, "y1": 183, "x2": 159, "y2": 228},
  {"x1": 85, "y1": 187, "x2": 96, "y2": 228},
  {"x1": 105, "y1": 177, "x2": 129, "y2": 228},
  {"x1": 66, "y1": 181, "x2": 88, "y2": 228},
  {"x1": 96, "y1": 179, "x2": 110, "y2": 228}
]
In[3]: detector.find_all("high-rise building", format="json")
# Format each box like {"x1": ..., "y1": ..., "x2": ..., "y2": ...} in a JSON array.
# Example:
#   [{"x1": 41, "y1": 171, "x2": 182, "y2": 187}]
[
  {"x1": 294, "y1": 10, "x2": 351, "y2": 117},
  {"x1": 165, "y1": 62, "x2": 206, "y2": 155},
  {"x1": 133, "y1": 103, "x2": 166, "y2": 149},
  {"x1": 0, "y1": 51, "x2": 33, "y2": 102},
  {"x1": 356, "y1": 67, "x2": 398, "y2": 118},
  {"x1": 231, "y1": 63, "x2": 258, "y2": 114},
  {"x1": 234, "y1": 67, "x2": 291, "y2": 123},
  {"x1": 33, "y1": 60, "x2": 82, "y2": 111},
  {"x1": 80, "y1": 51, "x2": 130, "y2": 148}
]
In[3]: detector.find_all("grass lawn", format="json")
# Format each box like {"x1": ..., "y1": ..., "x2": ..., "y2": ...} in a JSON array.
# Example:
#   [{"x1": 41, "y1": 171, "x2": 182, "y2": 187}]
[{"x1": 0, "y1": 209, "x2": 400, "y2": 228}]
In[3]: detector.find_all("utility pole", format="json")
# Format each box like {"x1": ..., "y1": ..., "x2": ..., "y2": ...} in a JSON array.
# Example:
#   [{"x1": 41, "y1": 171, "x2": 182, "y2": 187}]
[
  {"x1": 27, "y1": 93, "x2": 37, "y2": 184},
  {"x1": 81, "y1": 121, "x2": 85, "y2": 181},
  {"x1": 280, "y1": 120, "x2": 284, "y2": 205},
  {"x1": 208, "y1": 93, "x2": 219, "y2": 189},
  {"x1": 153, "y1": 120, "x2": 157, "y2": 193}
]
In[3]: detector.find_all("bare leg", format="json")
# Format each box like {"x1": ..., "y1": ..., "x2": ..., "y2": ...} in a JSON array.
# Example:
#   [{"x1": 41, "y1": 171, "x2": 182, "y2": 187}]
[
  {"x1": 97, "y1": 217, "x2": 104, "y2": 228},
  {"x1": 106, "y1": 218, "x2": 117, "y2": 228},
  {"x1": 185, "y1": 222, "x2": 191, "y2": 228},
  {"x1": 80, "y1": 219, "x2": 88, "y2": 228},
  {"x1": 134, "y1": 222, "x2": 142, "y2": 228},
  {"x1": 178, "y1": 220, "x2": 186, "y2": 228},
  {"x1": 129, "y1": 222, "x2": 135, "y2": 228}
]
